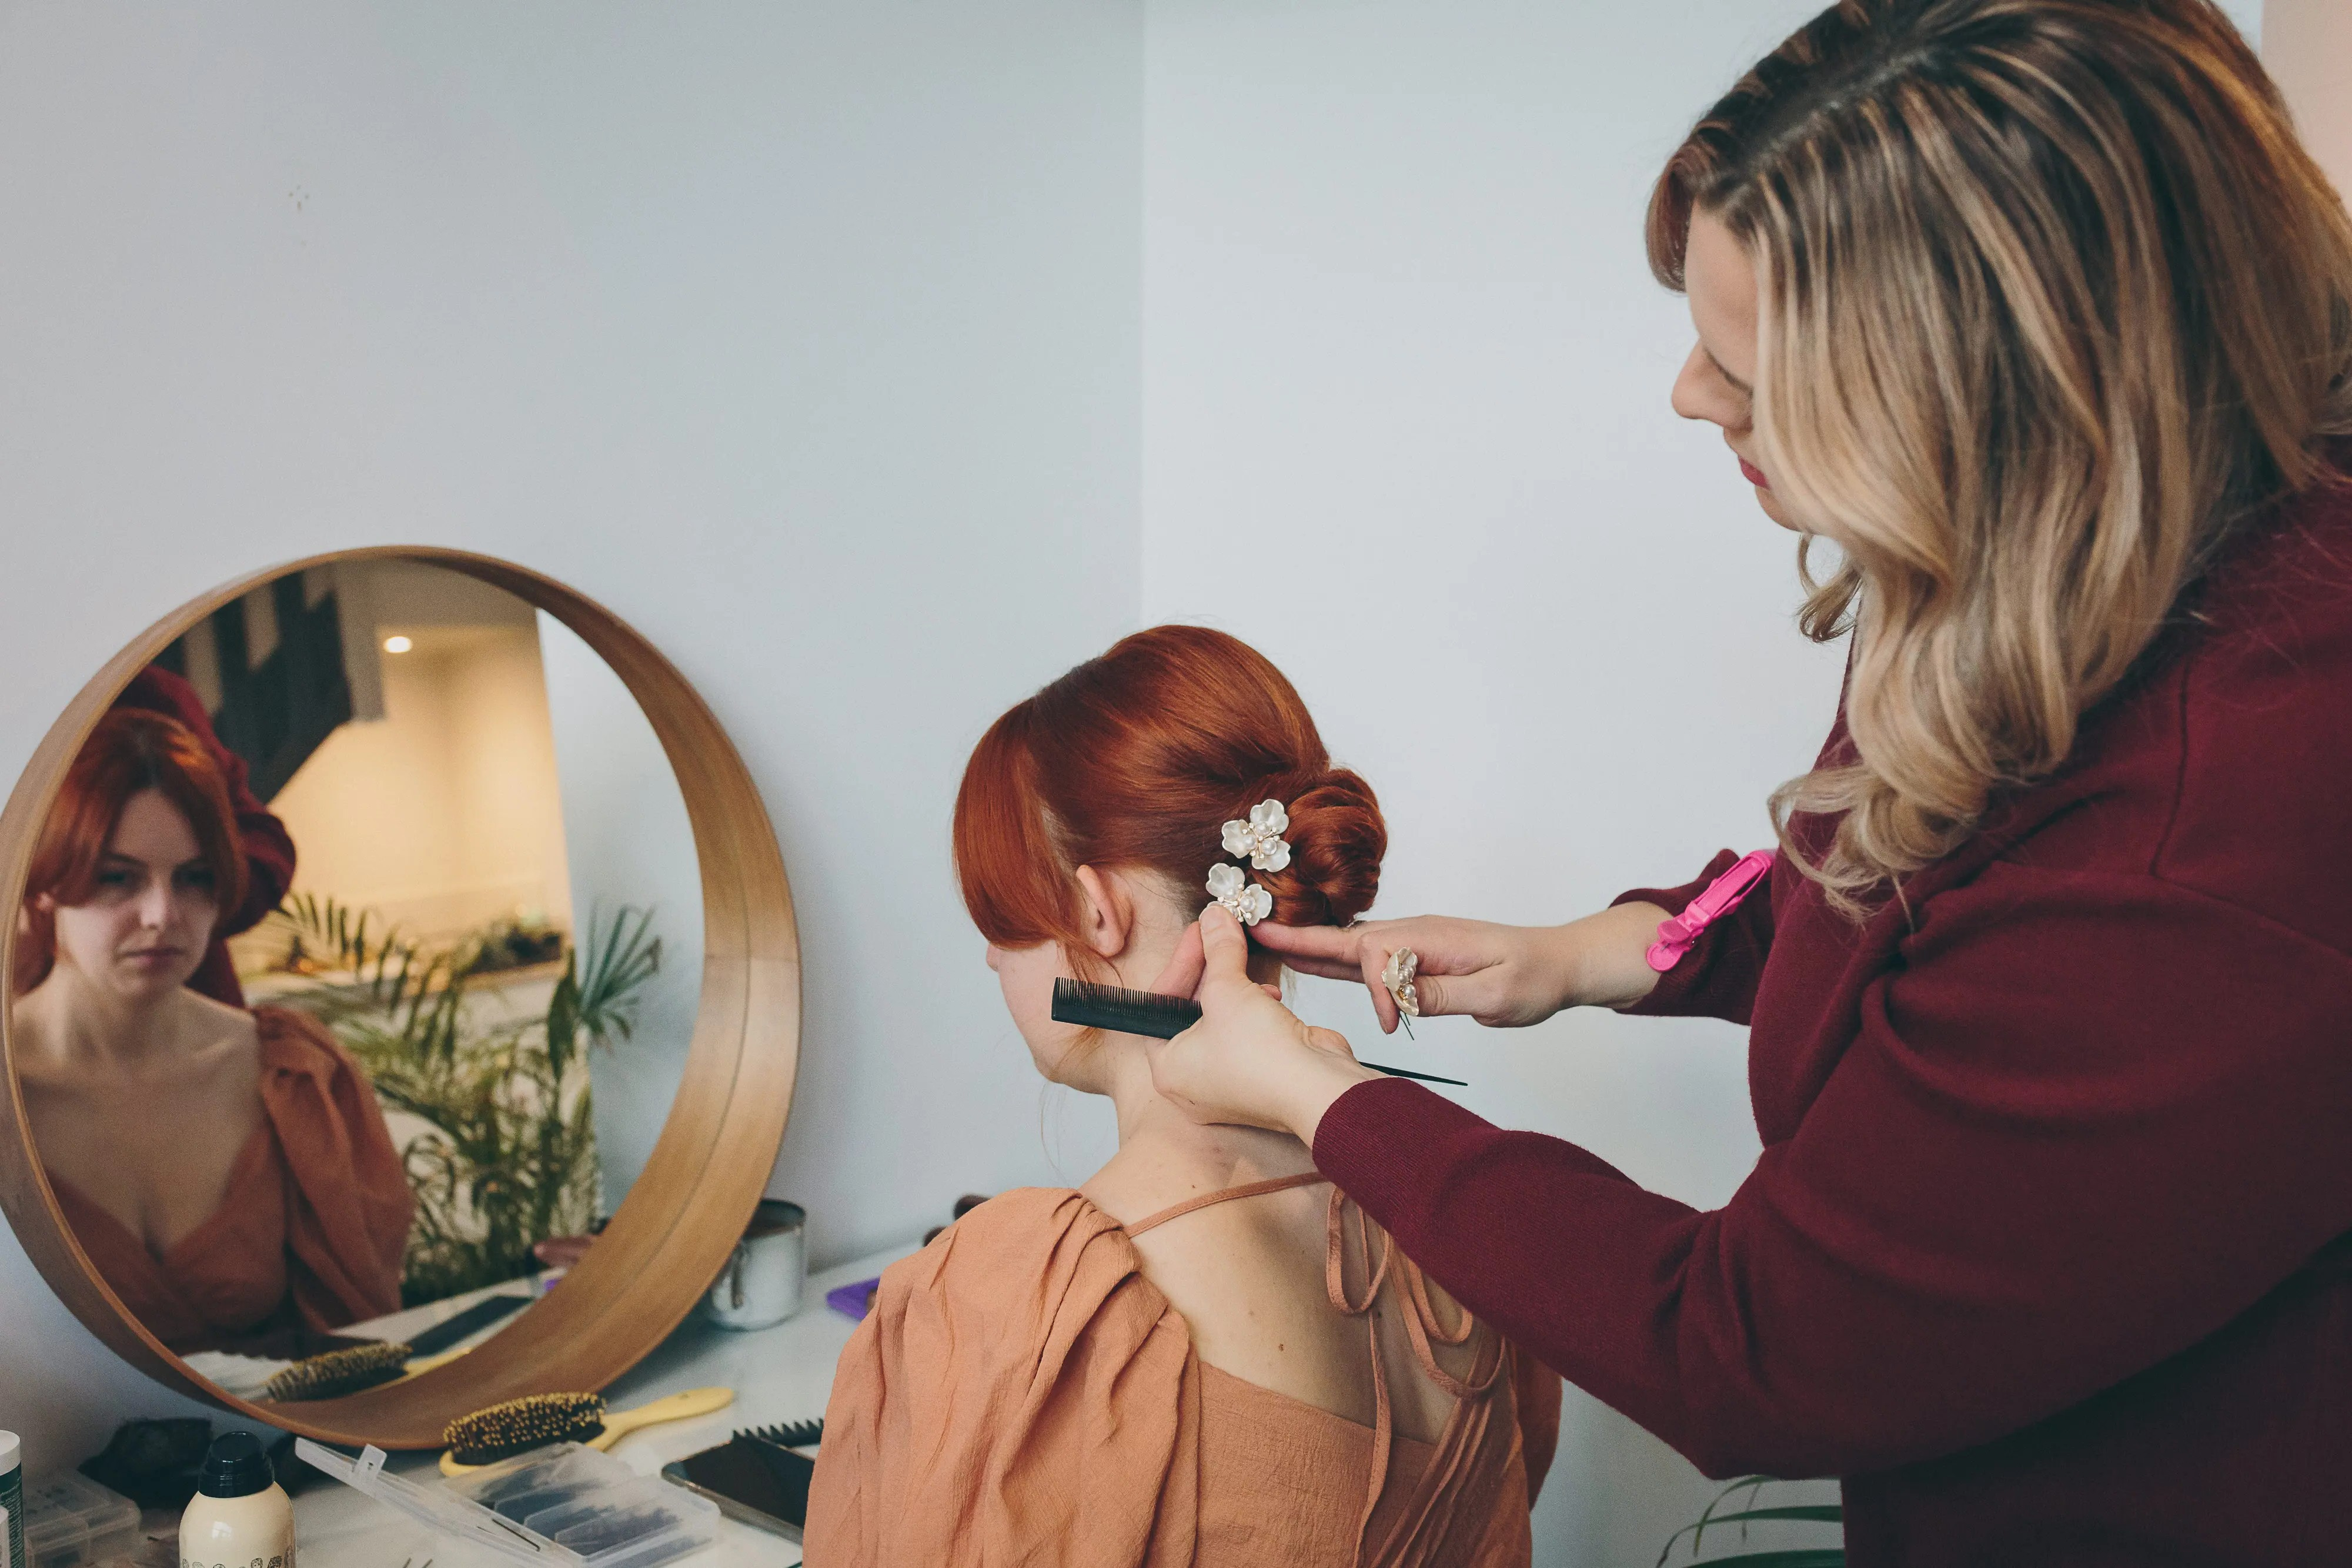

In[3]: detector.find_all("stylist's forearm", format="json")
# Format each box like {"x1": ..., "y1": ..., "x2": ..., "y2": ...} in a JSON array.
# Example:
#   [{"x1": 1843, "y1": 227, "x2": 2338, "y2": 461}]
[
  {"x1": 1282, "y1": 1045, "x2": 1385, "y2": 1148},
  {"x1": 1554, "y1": 901, "x2": 1668, "y2": 1011}
]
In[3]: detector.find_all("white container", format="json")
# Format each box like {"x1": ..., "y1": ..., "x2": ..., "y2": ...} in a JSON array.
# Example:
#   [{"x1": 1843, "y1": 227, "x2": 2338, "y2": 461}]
[
  {"x1": 179, "y1": 1433, "x2": 294, "y2": 1568},
  {"x1": 701, "y1": 1199, "x2": 806, "y2": 1330},
  {"x1": 1, "y1": 1430, "x2": 22, "y2": 1568},
  {"x1": 293, "y1": 1439, "x2": 718, "y2": 1568},
  {"x1": 19, "y1": 1472, "x2": 137, "y2": 1568}
]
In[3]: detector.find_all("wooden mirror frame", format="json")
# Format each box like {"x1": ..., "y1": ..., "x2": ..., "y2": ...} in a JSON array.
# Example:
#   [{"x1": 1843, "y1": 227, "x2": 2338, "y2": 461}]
[{"x1": 0, "y1": 547, "x2": 800, "y2": 1448}]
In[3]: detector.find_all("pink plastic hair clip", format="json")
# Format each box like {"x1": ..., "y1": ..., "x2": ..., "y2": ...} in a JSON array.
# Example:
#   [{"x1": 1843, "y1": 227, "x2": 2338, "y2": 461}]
[{"x1": 1645, "y1": 850, "x2": 1776, "y2": 972}]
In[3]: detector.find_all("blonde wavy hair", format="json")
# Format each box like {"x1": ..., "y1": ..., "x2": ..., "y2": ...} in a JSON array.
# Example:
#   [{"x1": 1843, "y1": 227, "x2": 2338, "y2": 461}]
[{"x1": 1649, "y1": 0, "x2": 2352, "y2": 915}]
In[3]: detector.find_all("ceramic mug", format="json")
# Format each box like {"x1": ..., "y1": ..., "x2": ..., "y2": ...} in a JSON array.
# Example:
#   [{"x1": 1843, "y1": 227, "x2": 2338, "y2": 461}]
[{"x1": 703, "y1": 1199, "x2": 807, "y2": 1330}]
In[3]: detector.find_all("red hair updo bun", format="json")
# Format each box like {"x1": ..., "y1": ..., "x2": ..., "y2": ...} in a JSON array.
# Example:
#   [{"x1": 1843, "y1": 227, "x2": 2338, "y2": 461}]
[{"x1": 954, "y1": 626, "x2": 1384, "y2": 957}]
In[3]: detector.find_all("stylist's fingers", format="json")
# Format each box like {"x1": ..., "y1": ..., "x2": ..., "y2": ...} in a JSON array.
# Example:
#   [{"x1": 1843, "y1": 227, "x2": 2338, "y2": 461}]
[
  {"x1": 1148, "y1": 920, "x2": 1207, "y2": 999},
  {"x1": 1391, "y1": 964, "x2": 1519, "y2": 1025},
  {"x1": 1251, "y1": 921, "x2": 1369, "y2": 981},
  {"x1": 1251, "y1": 921, "x2": 1356, "y2": 962},
  {"x1": 1196, "y1": 901, "x2": 1258, "y2": 996},
  {"x1": 1150, "y1": 905, "x2": 1328, "y2": 1134},
  {"x1": 1348, "y1": 928, "x2": 1504, "y2": 1028},
  {"x1": 1355, "y1": 943, "x2": 1400, "y2": 1034},
  {"x1": 1194, "y1": 909, "x2": 1299, "y2": 1029}
]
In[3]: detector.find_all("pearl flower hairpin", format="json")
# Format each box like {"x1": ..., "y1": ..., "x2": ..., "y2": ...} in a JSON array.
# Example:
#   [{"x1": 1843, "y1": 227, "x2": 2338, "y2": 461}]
[
  {"x1": 1221, "y1": 800, "x2": 1292, "y2": 872},
  {"x1": 1205, "y1": 862, "x2": 1274, "y2": 926},
  {"x1": 1205, "y1": 798, "x2": 1289, "y2": 926}
]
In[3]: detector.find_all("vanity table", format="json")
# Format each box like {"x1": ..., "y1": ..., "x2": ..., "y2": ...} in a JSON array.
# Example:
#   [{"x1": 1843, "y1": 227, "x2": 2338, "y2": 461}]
[{"x1": 292, "y1": 1243, "x2": 914, "y2": 1567}]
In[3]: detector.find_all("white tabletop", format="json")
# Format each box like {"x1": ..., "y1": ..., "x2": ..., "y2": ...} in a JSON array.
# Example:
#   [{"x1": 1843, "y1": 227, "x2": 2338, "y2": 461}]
[{"x1": 290, "y1": 1243, "x2": 915, "y2": 1568}]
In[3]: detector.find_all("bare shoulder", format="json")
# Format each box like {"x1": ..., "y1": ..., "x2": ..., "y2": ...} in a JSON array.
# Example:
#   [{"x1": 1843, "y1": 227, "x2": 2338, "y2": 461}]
[
  {"x1": 170, "y1": 992, "x2": 262, "y2": 1088},
  {"x1": 181, "y1": 990, "x2": 260, "y2": 1052}
]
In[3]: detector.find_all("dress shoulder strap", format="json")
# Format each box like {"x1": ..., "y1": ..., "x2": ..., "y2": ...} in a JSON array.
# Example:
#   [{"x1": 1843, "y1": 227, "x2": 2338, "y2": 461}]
[{"x1": 1122, "y1": 1171, "x2": 1330, "y2": 1238}]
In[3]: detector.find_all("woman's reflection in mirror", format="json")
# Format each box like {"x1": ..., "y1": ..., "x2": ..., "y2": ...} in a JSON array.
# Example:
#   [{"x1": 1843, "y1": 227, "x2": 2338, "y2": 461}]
[
  {"x1": 107, "y1": 664, "x2": 296, "y2": 1008},
  {"x1": 11, "y1": 709, "x2": 410, "y2": 1352}
]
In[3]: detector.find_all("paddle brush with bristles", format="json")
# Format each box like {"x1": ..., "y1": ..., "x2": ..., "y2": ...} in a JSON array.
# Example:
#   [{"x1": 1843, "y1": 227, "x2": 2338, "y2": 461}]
[
  {"x1": 261, "y1": 1340, "x2": 413, "y2": 1403},
  {"x1": 256, "y1": 1292, "x2": 532, "y2": 1404},
  {"x1": 1050, "y1": 978, "x2": 1468, "y2": 1086},
  {"x1": 440, "y1": 1385, "x2": 736, "y2": 1475},
  {"x1": 443, "y1": 1392, "x2": 607, "y2": 1467}
]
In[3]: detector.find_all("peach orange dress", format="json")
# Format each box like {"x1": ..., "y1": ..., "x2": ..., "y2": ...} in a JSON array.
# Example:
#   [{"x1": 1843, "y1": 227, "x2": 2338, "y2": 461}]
[
  {"x1": 49, "y1": 1007, "x2": 414, "y2": 1352},
  {"x1": 807, "y1": 1174, "x2": 1560, "y2": 1567}
]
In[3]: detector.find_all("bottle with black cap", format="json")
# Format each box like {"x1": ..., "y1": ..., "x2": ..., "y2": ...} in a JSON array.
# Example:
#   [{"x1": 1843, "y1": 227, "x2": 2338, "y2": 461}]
[{"x1": 179, "y1": 1432, "x2": 295, "y2": 1568}]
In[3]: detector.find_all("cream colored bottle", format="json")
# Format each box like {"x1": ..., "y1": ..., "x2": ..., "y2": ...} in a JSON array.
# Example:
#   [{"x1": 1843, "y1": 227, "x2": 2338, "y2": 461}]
[{"x1": 179, "y1": 1433, "x2": 295, "y2": 1568}]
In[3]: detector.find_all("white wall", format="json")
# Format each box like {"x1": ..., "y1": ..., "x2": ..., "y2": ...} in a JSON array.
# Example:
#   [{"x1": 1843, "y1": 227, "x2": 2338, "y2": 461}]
[
  {"x1": 0, "y1": 0, "x2": 1141, "y2": 1472},
  {"x1": 537, "y1": 610, "x2": 706, "y2": 1213},
  {"x1": 2267, "y1": 0, "x2": 2351, "y2": 192},
  {"x1": 1138, "y1": 0, "x2": 2255, "y2": 1559},
  {"x1": 266, "y1": 623, "x2": 576, "y2": 942}
]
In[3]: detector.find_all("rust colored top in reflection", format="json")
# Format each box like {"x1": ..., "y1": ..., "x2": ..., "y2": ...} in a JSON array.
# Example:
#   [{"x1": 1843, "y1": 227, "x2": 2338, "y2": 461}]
[
  {"x1": 807, "y1": 1182, "x2": 1559, "y2": 1568},
  {"x1": 52, "y1": 1007, "x2": 412, "y2": 1353}
]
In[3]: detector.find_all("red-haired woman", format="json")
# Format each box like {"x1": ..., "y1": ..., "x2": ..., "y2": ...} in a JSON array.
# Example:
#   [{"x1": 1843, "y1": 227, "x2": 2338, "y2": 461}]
[
  {"x1": 12, "y1": 710, "x2": 412, "y2": 1352},
  {"x1": 806, "y1": 626, "x2": 1558, "y2": 1568}
]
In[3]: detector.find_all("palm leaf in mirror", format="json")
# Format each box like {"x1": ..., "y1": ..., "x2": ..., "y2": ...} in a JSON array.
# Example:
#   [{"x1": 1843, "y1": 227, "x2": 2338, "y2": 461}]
[{"x1": 259, "y1": 895, "x2": 663, "y2": 1305}]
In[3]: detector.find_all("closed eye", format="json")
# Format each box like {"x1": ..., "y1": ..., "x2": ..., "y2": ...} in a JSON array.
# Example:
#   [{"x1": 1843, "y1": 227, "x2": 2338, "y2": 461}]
[{"x1": 1704, "y1": 347, "x2": 1753, "y2": 398}]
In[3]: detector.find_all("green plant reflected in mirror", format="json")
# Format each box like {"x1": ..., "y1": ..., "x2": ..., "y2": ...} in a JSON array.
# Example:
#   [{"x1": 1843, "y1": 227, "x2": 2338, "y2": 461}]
[
  {"x1": 269, "y1": 897, "x2": 661, "y2": 1308},
  {"x1": 6, "y1": 559, "x2": 708, "y2": 1409}
]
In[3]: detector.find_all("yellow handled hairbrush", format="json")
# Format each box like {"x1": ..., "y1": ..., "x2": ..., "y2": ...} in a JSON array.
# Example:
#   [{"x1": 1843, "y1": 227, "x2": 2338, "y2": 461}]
[{"x1": 439, "y1": 1386, "x2": 736, "y2": 1475}]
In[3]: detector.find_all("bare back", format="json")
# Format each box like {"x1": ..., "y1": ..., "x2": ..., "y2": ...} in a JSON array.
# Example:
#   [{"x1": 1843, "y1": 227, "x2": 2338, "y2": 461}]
[{"x1": 1087, "y1": 1149, "x2": 1483, "y2": 1443}]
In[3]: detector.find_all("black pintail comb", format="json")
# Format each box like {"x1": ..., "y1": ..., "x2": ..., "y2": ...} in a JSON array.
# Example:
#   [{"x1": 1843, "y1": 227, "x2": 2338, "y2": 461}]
[
  {"x1": 1053, "y1": 977, "x2": 1200, "y2": 1038},
  {"x1": 1050, "y1": 978, "x2": 1466, "y2": 1087}
]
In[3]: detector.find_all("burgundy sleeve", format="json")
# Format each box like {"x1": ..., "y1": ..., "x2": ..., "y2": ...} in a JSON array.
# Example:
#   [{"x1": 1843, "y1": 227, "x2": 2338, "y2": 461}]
[
  {"x1": 1314, "y1": 865, "x2": 2352, "y2": 1478},
  {"x1": 1610, "y1": 848, "x2": 1776, "y2": 1025},
  {"x1": 114, "y1": 666, "x2": 297, "y2": 935}
]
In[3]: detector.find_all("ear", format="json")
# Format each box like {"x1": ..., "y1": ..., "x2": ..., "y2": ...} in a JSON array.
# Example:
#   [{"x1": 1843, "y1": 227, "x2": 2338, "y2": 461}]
[{"x1": 1072, "y1": 865, "x2": 1136, "y2": 961}]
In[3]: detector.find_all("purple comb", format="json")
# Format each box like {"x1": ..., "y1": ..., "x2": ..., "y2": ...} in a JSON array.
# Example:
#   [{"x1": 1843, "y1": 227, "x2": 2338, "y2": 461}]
[{"x1": 826, "y1": 1278, "x2": 881, "y2": 1321}]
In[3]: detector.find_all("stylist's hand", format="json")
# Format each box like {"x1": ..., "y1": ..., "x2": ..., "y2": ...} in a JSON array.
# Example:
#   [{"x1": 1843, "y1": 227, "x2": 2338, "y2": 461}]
[
  {"x1": 1145, "y1": 905, "x2": 1382, "y2": 1144},
  {"x1": 1253, "y1": 903, "x2": 1667, "y2": 1034}
]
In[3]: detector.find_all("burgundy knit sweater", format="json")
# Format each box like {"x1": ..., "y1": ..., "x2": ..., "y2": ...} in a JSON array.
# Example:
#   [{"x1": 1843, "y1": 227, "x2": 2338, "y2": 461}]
[{"x1": 1314, "y1": 469, "x2": 2352, "y2": 1566}]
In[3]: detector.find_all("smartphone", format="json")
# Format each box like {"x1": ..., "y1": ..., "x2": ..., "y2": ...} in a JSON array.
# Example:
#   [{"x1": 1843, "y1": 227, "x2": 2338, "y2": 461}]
[{"x1": 660, "y1": 1437, "x2": 813, "y2": 1543}]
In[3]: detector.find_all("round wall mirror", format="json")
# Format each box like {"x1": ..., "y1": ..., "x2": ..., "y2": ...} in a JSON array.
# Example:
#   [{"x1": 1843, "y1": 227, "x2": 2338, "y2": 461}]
[{"x1": 0, "y1": 547, "x2": 799, "y2": 1449}]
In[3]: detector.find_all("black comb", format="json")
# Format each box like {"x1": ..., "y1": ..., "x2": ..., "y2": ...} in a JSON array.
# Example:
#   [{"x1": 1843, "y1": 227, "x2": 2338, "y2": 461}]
[
  {"x1": 737, "y1": 1417, "x2": 824, "y2": 1450},
  {"x1": 1053, "y1": 978, "x2": 1201, "y2": 1037},
  {"x1": 405, "y1": 1290, "x2": 532, "y2": 1357},
  {"x1": 1051, "y1": 978, "x2": 1467, "y2": 1087}
]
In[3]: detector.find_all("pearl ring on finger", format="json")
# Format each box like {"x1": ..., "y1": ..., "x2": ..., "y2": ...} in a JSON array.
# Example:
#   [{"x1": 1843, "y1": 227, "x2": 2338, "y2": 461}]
[{"x1": 1382, "y1": 947, "x2": 1421, "y2": 1034}]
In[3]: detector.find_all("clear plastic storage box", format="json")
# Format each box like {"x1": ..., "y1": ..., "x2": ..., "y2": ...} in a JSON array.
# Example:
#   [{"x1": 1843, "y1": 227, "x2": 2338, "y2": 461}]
[
  {"x1": 296, "y1": 1439, "x2": 719, "y2": 1568},
  {"x1": 19, "y1": 1473, "x2": 139, "y2": 1568}
]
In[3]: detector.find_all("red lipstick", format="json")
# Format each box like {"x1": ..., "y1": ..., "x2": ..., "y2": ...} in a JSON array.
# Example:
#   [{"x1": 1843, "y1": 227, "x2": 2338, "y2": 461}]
[{"x1": 1738, "y1": 457, "x2": 1770, "y2": 490}]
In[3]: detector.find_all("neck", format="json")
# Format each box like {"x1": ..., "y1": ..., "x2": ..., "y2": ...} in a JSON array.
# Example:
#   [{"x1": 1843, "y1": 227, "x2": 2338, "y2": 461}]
[
  {"x1": 14, "y1": 966, "x2": 190, "y2": 1072},
  {"x1": 1093, "y1": 1021, "x2": 1317, "y2": 1183},
  {"x1": 1077, "y1": 890, "x2": 1315, "y2": 1183}
]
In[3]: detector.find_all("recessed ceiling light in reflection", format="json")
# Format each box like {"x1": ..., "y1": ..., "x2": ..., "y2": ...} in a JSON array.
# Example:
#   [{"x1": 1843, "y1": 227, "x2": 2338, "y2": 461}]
[{"x1": 383, "y1": 635, "x2": 413, "y2": 654}]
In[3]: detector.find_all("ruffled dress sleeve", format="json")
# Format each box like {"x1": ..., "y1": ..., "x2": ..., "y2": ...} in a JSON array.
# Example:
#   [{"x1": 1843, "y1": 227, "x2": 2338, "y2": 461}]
[
  {"x1": 253, "y1": 1007, "x2": 414, "y2": 1326},
  {"x1": 806, "y1": 1188, "x2": 1202, "y2": 1567}
]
